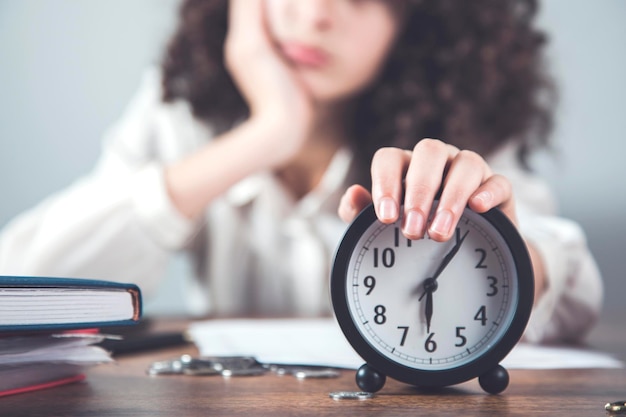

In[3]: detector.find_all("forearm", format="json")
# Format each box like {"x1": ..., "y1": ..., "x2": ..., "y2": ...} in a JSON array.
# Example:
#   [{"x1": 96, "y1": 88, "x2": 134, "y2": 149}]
[{"x1": 165, "y1": 118, "x2": 296, "y2": 220}]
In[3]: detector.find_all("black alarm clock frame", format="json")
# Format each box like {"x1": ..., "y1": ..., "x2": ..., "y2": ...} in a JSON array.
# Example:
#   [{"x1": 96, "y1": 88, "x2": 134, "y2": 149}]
[{"x1": 330, "y1": 203, "x2": 534, "y2": 394}]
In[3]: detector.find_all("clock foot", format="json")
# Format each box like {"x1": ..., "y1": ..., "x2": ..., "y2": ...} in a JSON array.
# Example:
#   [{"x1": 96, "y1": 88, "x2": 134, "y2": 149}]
[
  {"x1": 478, "y1": 364, "x2": 509, "y2": 394},
  {"x1": 356, "y1": 364, "x2": 386, "y2": 393}
]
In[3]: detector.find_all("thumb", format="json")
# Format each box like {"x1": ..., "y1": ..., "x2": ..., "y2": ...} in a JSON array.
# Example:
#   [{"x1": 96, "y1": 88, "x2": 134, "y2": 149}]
[{"x1": 338, "y1": 185, "x2": 373, "y2": 223}]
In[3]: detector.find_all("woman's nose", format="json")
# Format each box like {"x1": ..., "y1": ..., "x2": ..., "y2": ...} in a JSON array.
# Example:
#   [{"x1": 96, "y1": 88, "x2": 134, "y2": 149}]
[{"x1": 300, "y1": 0, "x2": 334, "y2": 31}]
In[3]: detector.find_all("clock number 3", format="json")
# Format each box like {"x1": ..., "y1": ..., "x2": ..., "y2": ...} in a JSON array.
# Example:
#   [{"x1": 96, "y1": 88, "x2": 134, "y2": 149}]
[{"x1": 486, "y1": 276, "x2": 498, "y2": 296}]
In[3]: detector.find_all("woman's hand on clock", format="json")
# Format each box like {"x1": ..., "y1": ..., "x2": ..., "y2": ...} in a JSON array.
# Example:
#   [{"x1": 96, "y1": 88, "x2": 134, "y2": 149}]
[
  {"x1": 339, "y1": 140, "x2": 547, "y2": 304},
  {"x1": 338, "y1": 139, "x2": 518, "y2": 243}
]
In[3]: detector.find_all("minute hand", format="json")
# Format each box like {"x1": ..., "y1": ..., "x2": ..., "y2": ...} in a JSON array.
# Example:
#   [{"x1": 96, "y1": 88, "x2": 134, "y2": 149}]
[{"x1": 431, "y1": 228, "x2": 470, "y2": 282}]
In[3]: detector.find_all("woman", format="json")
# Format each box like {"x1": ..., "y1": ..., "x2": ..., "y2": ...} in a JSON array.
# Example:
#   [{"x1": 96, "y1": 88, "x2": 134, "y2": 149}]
[{"x1": 0, "y1": 0, "x2": 602, "y2": 343}]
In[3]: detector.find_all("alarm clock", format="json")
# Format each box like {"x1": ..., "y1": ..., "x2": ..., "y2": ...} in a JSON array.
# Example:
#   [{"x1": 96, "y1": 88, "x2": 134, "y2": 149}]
[{"x1": 330, "y1": 202, "x2": 534, "y2": 394}]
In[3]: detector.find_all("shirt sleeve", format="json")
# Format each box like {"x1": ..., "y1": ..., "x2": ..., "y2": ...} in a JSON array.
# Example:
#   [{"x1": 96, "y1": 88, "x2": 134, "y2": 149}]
[
  {"x1": 0, "y1": 69, "x2": 201, "y2": 295},
  {"x1": 488, "y1": 143, "x2": 603, "y2": 344},
  {"x1": 520, "y1": 214, "x2": 603, "y2": 343}
]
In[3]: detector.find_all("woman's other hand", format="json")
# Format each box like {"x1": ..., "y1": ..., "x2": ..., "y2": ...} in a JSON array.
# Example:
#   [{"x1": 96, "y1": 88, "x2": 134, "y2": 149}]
[{"x1": 225, "y1": 0, "x2": 314, "y2": 166}]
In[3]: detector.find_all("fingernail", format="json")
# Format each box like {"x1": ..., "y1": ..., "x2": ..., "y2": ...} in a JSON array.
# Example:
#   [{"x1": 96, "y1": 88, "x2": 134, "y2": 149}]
[
  {"x1": 430, "y1": 209, "x2": 453, "y2": 237},
  {"x1": 403, "y1": 210, "x2": 424, "y2": 238},
  {"x1": 473, "y1": 191, "x2": 493, "y2": 207},
  {"x1": 378, "y1": 197, "x2": 398, "y2": 221}
]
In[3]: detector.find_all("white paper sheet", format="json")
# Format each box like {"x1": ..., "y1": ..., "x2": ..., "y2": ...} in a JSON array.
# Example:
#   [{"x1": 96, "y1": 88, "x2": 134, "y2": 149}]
[{"x1": 187, "y1": 318, "x2": 623, "y2": 370}]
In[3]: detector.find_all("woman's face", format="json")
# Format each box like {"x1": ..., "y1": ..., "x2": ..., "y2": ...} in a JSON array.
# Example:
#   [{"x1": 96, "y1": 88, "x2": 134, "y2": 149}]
[{"x1": 265, "y1": 0, "x2": 400, "y2": 103}]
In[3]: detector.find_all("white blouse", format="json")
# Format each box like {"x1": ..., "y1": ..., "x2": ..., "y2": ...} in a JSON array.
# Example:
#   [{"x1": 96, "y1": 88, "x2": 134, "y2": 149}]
[{"x1": 0, "y1": 69, "x2": 603, "y2": 343}]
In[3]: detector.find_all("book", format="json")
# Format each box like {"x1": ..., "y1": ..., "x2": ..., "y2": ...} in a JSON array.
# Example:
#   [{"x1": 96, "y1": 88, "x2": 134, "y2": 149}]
[
  {"x1": 0, "y1": 275, "x2": 142, "y2": 397},
  {"x1": 0, "y1": 275, "x2": 142, "y2": 332}
]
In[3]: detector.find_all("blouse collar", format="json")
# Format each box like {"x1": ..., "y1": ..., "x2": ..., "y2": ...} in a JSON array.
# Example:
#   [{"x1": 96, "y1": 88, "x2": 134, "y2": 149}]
[{"x1": 225, "y1": 148, "x2": 353, "y2": 216}]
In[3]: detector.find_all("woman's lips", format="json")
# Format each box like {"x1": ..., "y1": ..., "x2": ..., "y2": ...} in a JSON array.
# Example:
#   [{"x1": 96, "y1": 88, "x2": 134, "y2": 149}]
[{"x1": 280, "y1": 42, "x2": 329, "y2": 68}]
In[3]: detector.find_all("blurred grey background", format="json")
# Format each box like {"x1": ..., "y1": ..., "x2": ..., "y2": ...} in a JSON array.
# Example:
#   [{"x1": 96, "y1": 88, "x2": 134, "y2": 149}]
[{"x1": 1, "y1": 0, "x2": 625, "y2": 317}]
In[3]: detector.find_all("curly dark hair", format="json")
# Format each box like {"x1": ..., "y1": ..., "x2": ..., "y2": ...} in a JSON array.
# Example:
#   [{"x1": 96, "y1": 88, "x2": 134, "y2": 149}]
[{"x1": 161, "y1": 0, "x2": 554, "y2": 187}]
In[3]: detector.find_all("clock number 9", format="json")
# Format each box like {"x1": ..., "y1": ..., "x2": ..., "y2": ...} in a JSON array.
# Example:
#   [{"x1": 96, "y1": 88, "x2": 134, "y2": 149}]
[{"x1": 364, "y1": 275, "x2": 376, "y2": 295}]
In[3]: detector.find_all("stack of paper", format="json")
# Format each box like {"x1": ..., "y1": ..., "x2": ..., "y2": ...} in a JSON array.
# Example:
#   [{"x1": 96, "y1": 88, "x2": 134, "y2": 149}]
[
  {"x1": 0, "y1": 333, "x2": 113, "y2": 397},
  {"x1": 187, "y1": 318, "x2": 623, "y2": 370}
]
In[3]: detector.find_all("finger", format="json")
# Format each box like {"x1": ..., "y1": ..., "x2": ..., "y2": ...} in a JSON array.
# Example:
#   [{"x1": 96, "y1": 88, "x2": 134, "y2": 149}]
[
  {"x1": 428, "y1": 150, "x2": 490, "y2": 241},
  {"x1": 338, "y1": 185, "x2": 372, "y2": 223},
  {"x1": 402, "y1": 139, "x2": 459, "y2": 239},
  {"x1": 228, "y1": 0, "x2": 263, "y2": 35},
  {"x1": 226, "y1": 0, "x2": 270, "y2": 63},
  {"x1": 370, "y1": 147, "x2": 411, "y2": 223},
  {"x1": 468, "y1": 174, "x2": 517, "y2": 225}
]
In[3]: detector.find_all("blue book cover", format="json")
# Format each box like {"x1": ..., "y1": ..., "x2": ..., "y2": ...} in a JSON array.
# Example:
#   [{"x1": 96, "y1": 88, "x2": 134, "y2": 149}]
[{"x1": 0, "y1": 275, "x2": 142, "y2": 332}]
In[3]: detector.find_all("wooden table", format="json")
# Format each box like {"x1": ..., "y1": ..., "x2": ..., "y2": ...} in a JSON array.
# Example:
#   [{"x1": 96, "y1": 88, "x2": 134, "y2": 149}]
[{"x1": 4, "y1": 316, "x2": 626, "y2": 417}]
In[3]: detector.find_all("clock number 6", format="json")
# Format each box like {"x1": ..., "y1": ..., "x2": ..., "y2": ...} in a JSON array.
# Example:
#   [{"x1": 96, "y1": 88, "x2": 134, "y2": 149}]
[{"x1": 425, "y1": 333, "x2": 437, "y2": 353}]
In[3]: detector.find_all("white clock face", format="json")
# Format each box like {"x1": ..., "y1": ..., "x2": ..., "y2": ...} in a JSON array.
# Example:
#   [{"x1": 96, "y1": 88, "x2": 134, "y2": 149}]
[{"x1": 345, "y1": 207, "x2": 519, "y2": 371}]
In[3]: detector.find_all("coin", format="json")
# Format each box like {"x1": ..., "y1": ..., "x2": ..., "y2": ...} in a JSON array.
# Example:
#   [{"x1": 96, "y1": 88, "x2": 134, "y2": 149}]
[
  {"x1": 221, "y1": 368, "x2": 267, "y2": 377},
  {"x1": 606, "y1": 401, "x2": 626, "y2": 415},
  {"x1": 294, "y1": 369, "x2": 340, "y2": 379},
  {"x1": 147, "y1": 359, "x2": 184, "y2": 375},
  {"x1": 329, "y1": 391, "x2": 374, "y2": 400}
]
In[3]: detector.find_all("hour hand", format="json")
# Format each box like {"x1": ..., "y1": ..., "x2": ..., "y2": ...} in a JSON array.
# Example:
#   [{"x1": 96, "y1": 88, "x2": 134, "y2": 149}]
[
  {"x1": 418, "y1": 278, "x2": 437, "y2": 333},
  {"x1": 424, "y1": 289, "x2": 433, "y2": 333}
]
